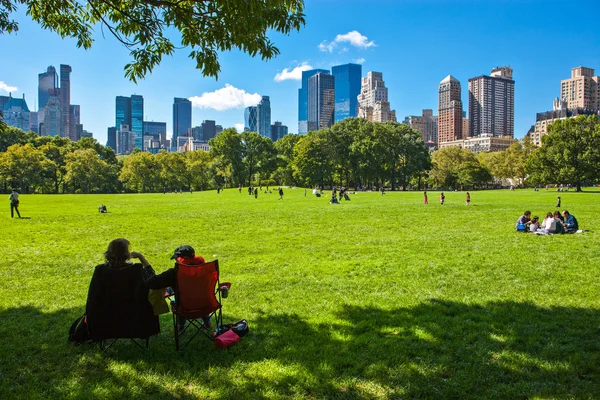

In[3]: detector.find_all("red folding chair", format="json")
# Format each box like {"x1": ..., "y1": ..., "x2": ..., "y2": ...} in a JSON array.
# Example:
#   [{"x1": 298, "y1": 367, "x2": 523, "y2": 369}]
[{"x1": 169, "y1": 257, "x2": 230, "y2": 351}]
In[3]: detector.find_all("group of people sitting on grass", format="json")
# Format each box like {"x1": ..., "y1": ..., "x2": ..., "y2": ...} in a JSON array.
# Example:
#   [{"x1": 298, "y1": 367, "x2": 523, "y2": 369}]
[{"x1": 516, "y1": 210, "x2": 579, "y2": 234}]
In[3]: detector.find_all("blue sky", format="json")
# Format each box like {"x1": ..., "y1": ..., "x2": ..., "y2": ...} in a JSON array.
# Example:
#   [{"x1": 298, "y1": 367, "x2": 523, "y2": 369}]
[{"x1": 1, "y1": 0, "x2": 600, "y2": 145}]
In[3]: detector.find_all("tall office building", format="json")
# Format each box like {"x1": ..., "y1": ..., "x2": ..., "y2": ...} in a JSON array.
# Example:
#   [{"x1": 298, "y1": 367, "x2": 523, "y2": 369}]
[
  {"x1": 256, "y1": 96, "x2": 271, "y2": 138},
  {"x1": 271, "y1": 121, "x2": 288, "y2": 141},
  {"x1": 298, "y1": 69, "x2": 329, "y2": 134},
  {"x1": 406, "y1": 109, "x2": 438, "y2": 145},
  {"x1": 357, "y1": 72, "x2": 396, "y2": 122},
  {"x1": 143, "y1": 121, "x2": 167, "y2": 151},
  {"x1": 308, "y1": 72, "x2": 335, "y2": 132},
  {"x1": 173, "y1": 98, "x2": 192, "y2": 147},
  {"x1": 201, "y1": 120, "x2": 217, "y2": 141},
  {"x1": 189, "y1": 126, "x2": 204, "y2": 141},
  {"x1": 244, "y1": 106, "x2": 257, "y2": 132},
  {"x1": 115, "y1": 95, "x2": 143, "y2": 149},
  {"x1": 107, "y1": 127, "x2": 117, "y2": 151},
  {"x1": 131, "y1": 95, "x2": 144, "y2": 149},
  {"x1": 468, "y1": 67, "x2": 515, "y2": 138},
  {"x1": 332, "y1": 63, "x2": 362, "y2": 122},
  {"x1": 70, "y1": 104, "x2": 80, "y2": 140},
  {"x1": 438, "y1": 75, "x2": 463, "y2": 144},
  {"x1": 38, "y1": 66, "x2": 58, "y2": 110},
  {"x1": 40, "y1": 95, "x2": 61, "y2": 136},
  {"x1": 60, "y1": 64, "x2": 72, "y2": 140},
  {"x1": 560, "y1": 66, "x2": 599, "y2": 111}
]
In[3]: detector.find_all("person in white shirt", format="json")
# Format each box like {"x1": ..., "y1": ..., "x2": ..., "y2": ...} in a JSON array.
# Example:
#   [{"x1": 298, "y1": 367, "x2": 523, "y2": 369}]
[
  {"x1": 9, "y1": 189, "x2": 21, "y2": 218},
  {"x1": 541, "y1": 212, "x2": 557, "y2": 234}
]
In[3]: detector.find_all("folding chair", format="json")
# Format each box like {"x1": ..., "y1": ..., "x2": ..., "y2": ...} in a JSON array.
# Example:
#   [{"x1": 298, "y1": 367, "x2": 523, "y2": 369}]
[
  {"x1": 86, "y1": 264, "x2": 160, "y2": 351},
  {"x1": 169, "y1": 258, "x2": 230, "y2": 351}
]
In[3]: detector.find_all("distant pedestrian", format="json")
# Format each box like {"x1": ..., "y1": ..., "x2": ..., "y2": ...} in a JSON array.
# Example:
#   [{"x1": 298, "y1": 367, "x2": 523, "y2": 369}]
[
  {"x1": 217, "y1": 186, "x2": 221, "y2": 194},
  {"x1": 238, "y1": 184, "x2": 242, "y2": 194},
  {"x1": 304, "y1": 188, "x2": 307, "y2": 197},
  {"x1": 556, "y1": 196, "x2": 561, "y2": 208},
  {"x1": 254, "y1": 187, "x2": 258, "y2": 199},
  {"x1": 380, "y1": 187, "x2": 385, "y2": 196},
  {"x1": 424, "y1": 191, "x2": 428, "y2": 204},
  {"x1": 466, "y1": 192, "x2": 470, "y2": 206},
  {"x1": 190, "y1": 188, "x2": 193, "y2": 194},
  {"x1": 248, "y1": 186, "x2": 252, "y2": 195},
  {"x1": 278, "y1": 187, "x2": 284, "y2": 200},
  {"x1": 440, "y1": 192, "x2": 445, "y2": 205},
  {"x1": 9, "y1": 189, "x2": 21, "y2": 218}
]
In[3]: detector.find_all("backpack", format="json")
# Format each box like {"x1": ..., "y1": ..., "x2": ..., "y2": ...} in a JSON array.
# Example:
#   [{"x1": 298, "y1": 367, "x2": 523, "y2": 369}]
[
  {"x1": 68, "y1": 314, "x2": 91, "y2": 343},
  {"x1": 516, "y1": 223, "x2": 526, "y2": 232}
]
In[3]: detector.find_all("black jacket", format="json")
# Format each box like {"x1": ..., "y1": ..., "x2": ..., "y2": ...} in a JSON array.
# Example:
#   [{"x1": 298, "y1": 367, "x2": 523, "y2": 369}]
[{"x1": 86, "y1": 263, "x2": 160, "y2": 341}]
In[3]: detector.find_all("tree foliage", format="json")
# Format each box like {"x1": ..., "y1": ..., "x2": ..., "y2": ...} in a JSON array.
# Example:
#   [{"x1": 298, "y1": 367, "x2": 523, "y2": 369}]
[
  {"x1": 1, "y1": 0, "x2": 305, "y2": 82},
  {"x1": 526, "y1": 115, "x2": 600, "y2": 191}
]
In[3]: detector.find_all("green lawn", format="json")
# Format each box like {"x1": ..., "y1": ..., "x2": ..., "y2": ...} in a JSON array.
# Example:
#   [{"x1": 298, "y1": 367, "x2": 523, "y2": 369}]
[{"x1": 1, "y1": 188, "x2": 599, "y2": 399}]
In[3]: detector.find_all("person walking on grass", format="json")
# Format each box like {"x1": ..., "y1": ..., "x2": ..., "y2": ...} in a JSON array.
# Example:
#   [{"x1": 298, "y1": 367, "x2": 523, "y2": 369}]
[
  {"x1": 254, "y1": 187, "x2": 258, "y2": 199},
  {"x1": 556, "y1": 196, "x2": 561, "y2": 208},
  {"x1": 9, "y1": 189, "x2": 21, "y2": 218},
  {"x1": 278, "y1": 187, "x2": 284, "y2": 200},
  {"x1": 424, "y1": 191, "x2": 428, "y2": 205},
  {"x1": 466, "y1": 192, "x2": 471, "y2": 206},
  {"x1": 440, "y1": 192, "x2": 445, "y2": 205}
]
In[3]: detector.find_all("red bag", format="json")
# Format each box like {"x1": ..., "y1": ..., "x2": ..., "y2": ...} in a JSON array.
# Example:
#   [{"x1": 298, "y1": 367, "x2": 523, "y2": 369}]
[{"x1": 215, "y1": 329, "x2": 240, "y2": 349}]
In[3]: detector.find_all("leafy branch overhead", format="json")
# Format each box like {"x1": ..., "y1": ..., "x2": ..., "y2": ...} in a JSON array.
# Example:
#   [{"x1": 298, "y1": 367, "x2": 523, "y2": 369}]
[{"x1": 1, "y1": 0, "x2": 305, "y2": 82}]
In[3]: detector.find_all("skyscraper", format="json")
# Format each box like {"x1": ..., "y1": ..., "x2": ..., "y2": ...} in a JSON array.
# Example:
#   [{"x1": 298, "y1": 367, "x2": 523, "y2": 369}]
[
  {"x1": 107, "y1": 127, "x2": 117, "y2": 151},
  {"x1": 60, "y1": 64, "x2": 72, "y2": 140},
  {"x1": 271, "y1": 121, "x2": 288, "y2": 141},
  {"x1": 468, "y1": 67, "x2": 515, "y2": 138},
  {"x1": 438, "y1": 75, "x2": 463, "y2": 144},
  {"x1": 40, "y1": 96, "x2": 61, "y2": 136},
  {"x1": 332, "y1": 63, "x2": 362, "y2": 122},
  {"x1": 131, "y1": 95, "x2": 144, "y2": 149},
  {"x1": 308, "y1": 72, "x2": 335, "y2": 132},
  {"x1": 298, "y1": 69, "x2": 329, "y2": 134},
  {"x1": 357, "y1": 72, "x2": 396, "y2": 122},
  {"x1": 560, "y1": 66, "x2": 599, "y2": 111},
  {"x1": 244, "y1": 106, "x2": 257, "y2": 132},
  {"x1": 257, "y1": 96, "x2": 271, "y2": 138},
  {"x1": 70, "y1": 104, "x2": 80, "y2": 140},
  {"x1": 173, "y1": 98, "x2": 192, "y2": 147},
  {"x1": 38, "y1": 66, "x2": 57, "y2": 110},
  {"x1": 115, "y1": 95, "x2": 143, "y2": 149},
  {"x1": 201, "y1": 120, "x2": 217, "y2": 141},
  {"x1": 115, "y1": 96, "x2": 131, "y2": 130}
]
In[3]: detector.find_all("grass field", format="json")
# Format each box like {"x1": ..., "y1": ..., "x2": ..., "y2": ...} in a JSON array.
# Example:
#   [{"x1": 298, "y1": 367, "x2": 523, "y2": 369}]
[{"x1": 1, "y1": 188, "x2": 599, "y2": 399}]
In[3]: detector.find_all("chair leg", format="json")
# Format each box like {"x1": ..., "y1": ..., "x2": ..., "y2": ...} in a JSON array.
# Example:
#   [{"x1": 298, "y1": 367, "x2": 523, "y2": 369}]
[{"x1": 173, "y1": 312, "x2": 180, "y2": 351}]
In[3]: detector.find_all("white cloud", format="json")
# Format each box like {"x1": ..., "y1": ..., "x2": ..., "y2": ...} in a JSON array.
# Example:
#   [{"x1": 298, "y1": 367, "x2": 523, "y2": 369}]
[
  {"x1": 318, "y1": 41, "x2": 336, "y2": 53},
  {"x1": 189, "y1": 84, "x2": 261, "y2": 111},
  {"x1": 353, "y1": 58, "x2": 366, "y2": 64},
  {"x1": 319, "y1": 30, "x2": 376, "y2": 52},
  {"x1": 335, "y1": 31, "x2": 376, "y2": 48},
  {"x1": 0, "y1": 81, "x2": 18, "y2": 93},
  {"x1": 234, "y1": 123, "x2": 245, "y2": 132},
  {"x1": 274, "y1": 62, "x2": 314, "y2": 82}
]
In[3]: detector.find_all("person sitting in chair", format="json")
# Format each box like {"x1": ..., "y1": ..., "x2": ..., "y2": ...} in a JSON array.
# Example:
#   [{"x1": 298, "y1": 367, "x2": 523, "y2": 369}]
[
  {"x1": 145, "y1": 245, "x2": 210, "y2": 331},
  {"x1": 85, "y1": 239, "x2": 160, "y2": 342}
]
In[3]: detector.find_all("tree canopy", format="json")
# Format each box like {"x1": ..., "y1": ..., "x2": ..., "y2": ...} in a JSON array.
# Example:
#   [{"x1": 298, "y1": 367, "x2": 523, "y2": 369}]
[{"x1": 1, "y1": 0, "x2": 305, "y2": 82}]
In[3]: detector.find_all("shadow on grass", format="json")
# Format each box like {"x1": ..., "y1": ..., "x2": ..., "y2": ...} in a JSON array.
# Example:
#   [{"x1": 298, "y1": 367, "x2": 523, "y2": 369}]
[{"x1": 1, "y1": 301, "x2": 599, "y2": 398}]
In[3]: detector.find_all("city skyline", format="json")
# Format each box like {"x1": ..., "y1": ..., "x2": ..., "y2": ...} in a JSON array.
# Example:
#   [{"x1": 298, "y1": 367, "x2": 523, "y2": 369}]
[{"x1": 2, "y1": 1, "x2": 600, "y2": 145}]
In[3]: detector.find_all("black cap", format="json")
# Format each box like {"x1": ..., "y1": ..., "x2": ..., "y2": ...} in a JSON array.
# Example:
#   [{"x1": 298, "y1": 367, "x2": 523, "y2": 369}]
[{"x1": 170, "y1": 245, "x2": 195, "y2": 260}]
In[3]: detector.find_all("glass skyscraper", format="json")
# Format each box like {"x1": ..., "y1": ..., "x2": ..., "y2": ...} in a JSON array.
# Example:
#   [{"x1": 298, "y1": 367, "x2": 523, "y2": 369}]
[
  {"x1": 244, "y1": 106, "x2": 257, "y2": 132},
  {"x1": 131, "y1": 95, "x2": 144, "y2": 149},
  {"x1": 298, "y1": 69, "x2": 329, "y2": 134},
  {"x1": 257, "y1": 96, "x2": 271, "y2": 138},
  {"x1": 173, "y1": 98, "x2": 192, "y2": 147},
  {"x1": 332, "y1": 63, "x2": 362, "y2": 122},
  {"x1": 60, "y1": 65, "x2": 72, "y2": 140},
  {"x1": 38, "y1": 66, "x2": 57, "y2": 111},
  {"x1": 308, "y1": 72, "x2": 335, "y2": 132},
  {"x1": 115, "y1": 95, "x2": 144, "y2": 150}
]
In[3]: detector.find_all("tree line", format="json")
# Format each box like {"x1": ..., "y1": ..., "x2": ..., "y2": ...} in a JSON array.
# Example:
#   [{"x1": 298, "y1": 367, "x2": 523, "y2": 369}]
[{"x1": 1, "y1": 115, "x2": 599, "y2": 193}]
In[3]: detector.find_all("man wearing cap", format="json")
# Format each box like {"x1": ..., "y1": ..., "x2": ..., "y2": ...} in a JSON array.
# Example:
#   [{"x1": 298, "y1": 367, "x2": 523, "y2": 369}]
[
  {"x1": 146, "y1": 245, "x2": 209, "y2": 331},
  {"x1": 9, "y1": 189, "x2": 21, "y2": 218}
]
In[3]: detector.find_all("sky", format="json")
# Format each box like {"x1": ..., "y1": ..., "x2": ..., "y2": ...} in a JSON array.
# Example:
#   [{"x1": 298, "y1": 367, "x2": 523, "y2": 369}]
[{"x1": 1, "y1": 0, "x2": 600, "y2": 145}]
